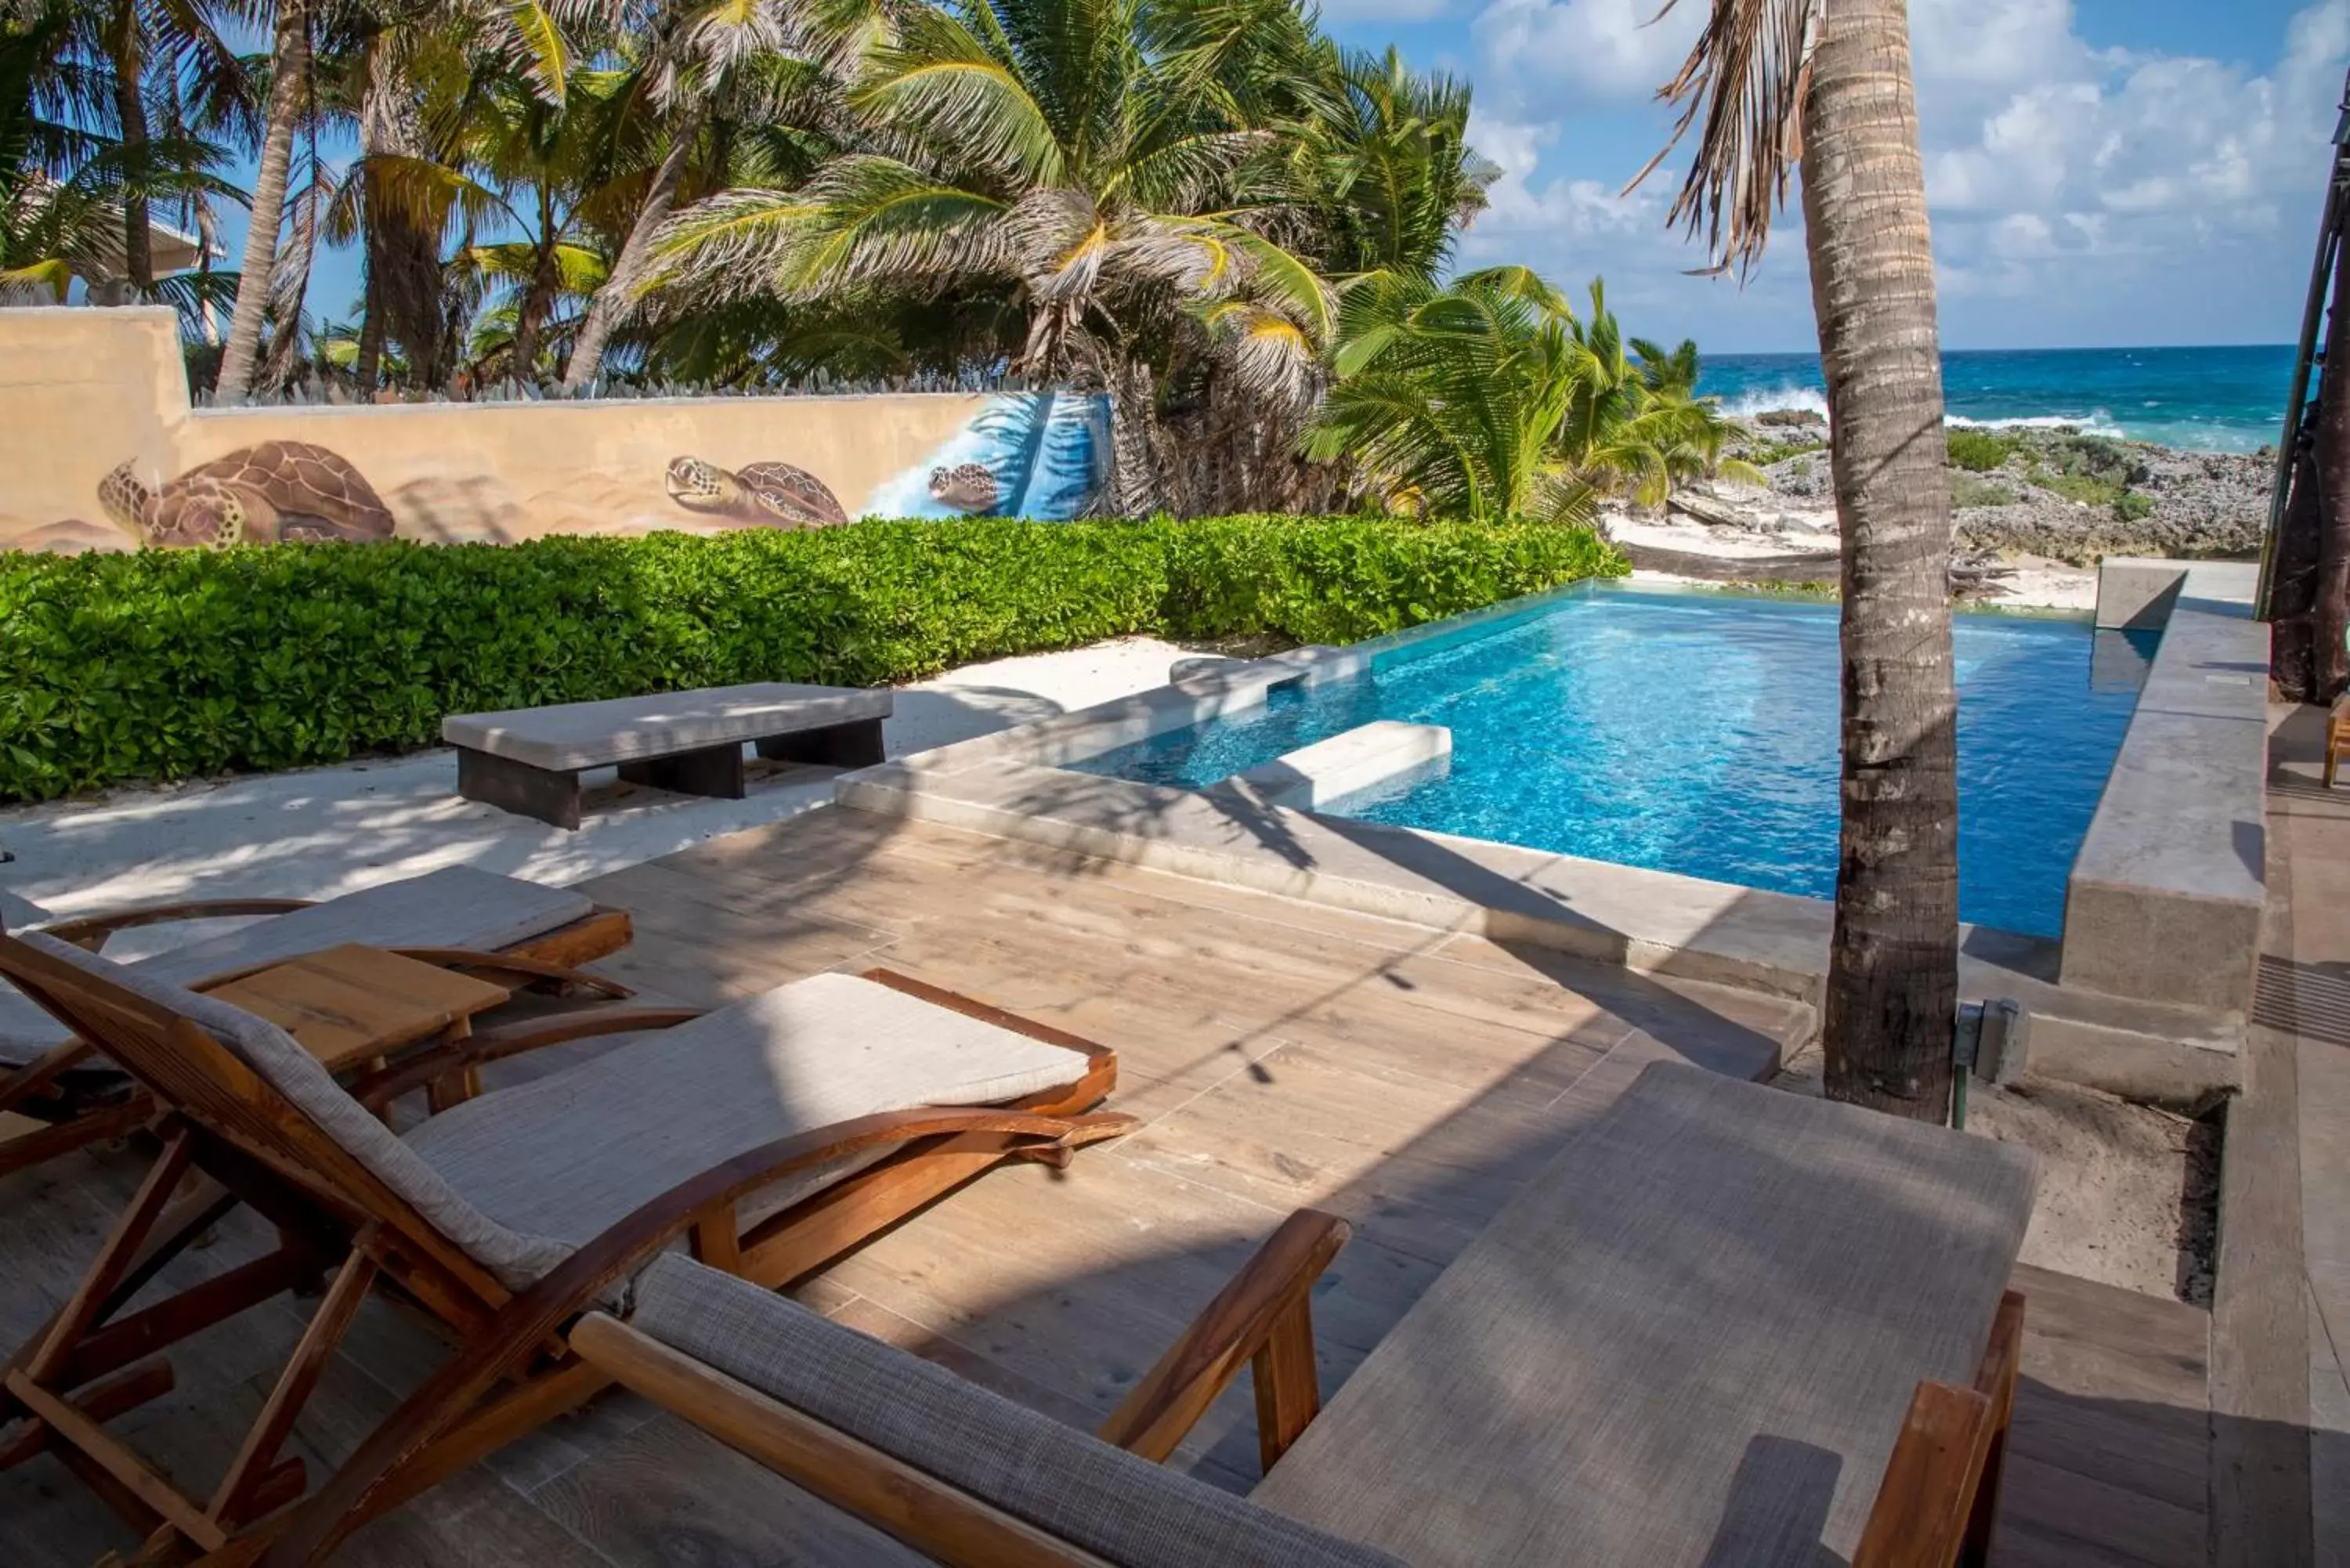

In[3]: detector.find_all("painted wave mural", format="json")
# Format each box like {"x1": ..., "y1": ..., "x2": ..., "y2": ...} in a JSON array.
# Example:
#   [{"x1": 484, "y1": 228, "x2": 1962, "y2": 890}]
[{"x1": 862, "y1": 392, "x2": 1109, "y2": 520}]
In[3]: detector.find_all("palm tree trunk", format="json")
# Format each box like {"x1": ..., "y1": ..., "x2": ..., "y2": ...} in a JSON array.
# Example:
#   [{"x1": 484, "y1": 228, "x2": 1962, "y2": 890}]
[
  {"x1": 194, "y1": 200, "x2": 220, "y2": 343},
  {"x1": 1800, "y1": 0, "x2": 1959, "y2": 1121},
  {"x1": 562, "y1": 112, "x2": 704, "y2": 392},
  {"x1": 2310, "y1": 233, "x2": 2350, "y2": 701},
  {"x1": 356, "y1": 264, "x2": 385, "y2": 392},
  {"x1": 215, "y1": 0, "x2": 308, "y2": 401},
  {"x1": 111, "y1": 4, "x2": 153, "y2": 296},
  {"x1": 1112, "y1": 358, "x2": 1162, "y2": 516},
  {"x1": 510, "y1": 246, "x2": 560, "y2": 385},
  {"x1": 2271, "y1": 442, "x2": 2323, "y2": 699}
]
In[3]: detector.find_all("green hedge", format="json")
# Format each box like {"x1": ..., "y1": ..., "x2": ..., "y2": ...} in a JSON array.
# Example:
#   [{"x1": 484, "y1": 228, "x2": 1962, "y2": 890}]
[{"x1": 0, "y1": 516, "x2": 1622, "y2": 804}]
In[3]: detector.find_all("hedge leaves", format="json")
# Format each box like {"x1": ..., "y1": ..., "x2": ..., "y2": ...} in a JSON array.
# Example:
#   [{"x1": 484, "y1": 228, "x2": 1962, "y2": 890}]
[{"x1": 0, "y1": 517, "x2": 1622, "y2": 802}]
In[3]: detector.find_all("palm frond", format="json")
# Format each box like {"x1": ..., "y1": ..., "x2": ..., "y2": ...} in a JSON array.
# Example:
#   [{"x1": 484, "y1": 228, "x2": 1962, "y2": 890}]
[
  {"x1": 1629, "y1": 0, "x2": 1821, "y2": 274},
  {"x1": 855, "y1": 6, "x2": 1065, "y2": 185}
]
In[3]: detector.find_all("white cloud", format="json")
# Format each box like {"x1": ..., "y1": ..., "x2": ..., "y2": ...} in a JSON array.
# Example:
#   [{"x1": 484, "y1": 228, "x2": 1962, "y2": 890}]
[
  {"x1": 1470, "y1": 0, "x2": 1704, "y2": 110},
  {"x1": 1449, "y1": 0, "x2": 2350, "y2": 347},
  {"x1": 1314, "y1": 0, "x2": 1458, "y2": 22},
  {"x1": 1909, "y1": 0, "x2": 2087, "y2": 92}
]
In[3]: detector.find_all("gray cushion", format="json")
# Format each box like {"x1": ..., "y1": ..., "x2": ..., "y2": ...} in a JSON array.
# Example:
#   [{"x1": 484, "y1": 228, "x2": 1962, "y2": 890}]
[
  {"x1": 0, "y1": 887, "x2": 51, "y2": 932},
  {"x1": 1248, "y1": 1060, "x2": 2039, "y2": 1568},
  {"x1": 401, "y1": 973, "x2": 1090, "y2": 1287},
  {"x1": 13, "y1": 938, "x2": 1091, "y2": 1295},
  {"x1": 15, "y1": 930, "x2": 550, "y2": 1281},
  {"x1": 627, "y1": 1252, "x2": 1408, "y2": 1568},
  {"x1": 0, "y1": 866, "x2": 592, "y2": 1064},
  {"x1": 443, "y1": 683, "x2": 892, "y2": 772}
]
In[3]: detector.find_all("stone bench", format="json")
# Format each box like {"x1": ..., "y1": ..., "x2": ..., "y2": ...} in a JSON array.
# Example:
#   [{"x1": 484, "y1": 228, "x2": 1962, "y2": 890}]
[{"x1": 443, "y1": 682, "x2": 892, "y2": 829}]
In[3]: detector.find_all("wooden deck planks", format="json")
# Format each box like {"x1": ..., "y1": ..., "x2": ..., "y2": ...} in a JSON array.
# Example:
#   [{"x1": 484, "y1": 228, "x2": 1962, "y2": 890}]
[{"x1": 0, "y1": 807, "x2": 2214, "y2": 1567}]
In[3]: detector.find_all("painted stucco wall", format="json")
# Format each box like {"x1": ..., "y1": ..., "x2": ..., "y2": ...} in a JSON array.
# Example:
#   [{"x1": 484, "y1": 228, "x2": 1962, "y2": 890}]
[
  {"x1": 0, "y1": 308, "x2": 187, "y2": 551},
  {"x1": 0, "y1": 307, "x2": 1108, "y2": 552}
]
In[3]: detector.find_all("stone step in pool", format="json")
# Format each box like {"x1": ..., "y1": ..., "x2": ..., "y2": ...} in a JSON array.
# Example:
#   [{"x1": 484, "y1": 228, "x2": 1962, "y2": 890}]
[{"x1": 1217, "y1": 720, "x2": 1452, "y2": 811}]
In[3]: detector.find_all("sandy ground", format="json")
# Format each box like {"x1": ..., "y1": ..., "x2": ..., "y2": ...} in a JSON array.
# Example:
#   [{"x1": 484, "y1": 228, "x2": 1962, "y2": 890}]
[
  {"x1": 1777, "y1": 1046, "x2": 2218, "y2": 1303},
  {"x1": 1611, "y1": 511, "x2": 2100, "y2": 611},
  {"x1": 0, "y1": 637, "x2": 1200, "y2": 930}
]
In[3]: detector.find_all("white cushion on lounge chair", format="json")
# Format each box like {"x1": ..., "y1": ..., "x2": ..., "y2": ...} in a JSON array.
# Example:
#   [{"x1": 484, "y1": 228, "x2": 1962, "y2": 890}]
[
  {"x1": 402, "y1": 974, "x2": 1091, "y2": 1283},
  {"x1": 0, "y1": 887, "x2": 52, "y2": 931},
  {"x1": 1247, "y1": 1060, "x2": 2038, "y2": 1567},
  {"x1": 625, "y1": 1252, "x2": 1410, "y2": 1568},
  {"x1": 0, "y1": 866, "x2": 591, "y2": 1064}
]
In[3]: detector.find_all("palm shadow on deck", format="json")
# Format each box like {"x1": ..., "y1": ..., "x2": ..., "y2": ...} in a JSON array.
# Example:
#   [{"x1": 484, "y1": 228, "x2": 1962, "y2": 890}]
[{"x1": 0, "y1": 800, "x2": 2232, "y2": 1568}]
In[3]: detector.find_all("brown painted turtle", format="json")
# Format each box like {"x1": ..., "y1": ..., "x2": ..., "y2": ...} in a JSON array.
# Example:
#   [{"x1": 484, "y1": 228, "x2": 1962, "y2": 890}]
[
  {"x1": 98, "y1": 442, "x2": 396, "y2": 548},
  {"x1": 664, "y1": 456, "x2": 848, "y2": 527}
]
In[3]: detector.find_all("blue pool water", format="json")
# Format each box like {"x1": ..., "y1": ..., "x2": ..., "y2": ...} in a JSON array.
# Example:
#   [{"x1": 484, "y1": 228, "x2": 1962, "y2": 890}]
[{"x1": 1071, "y1": 587, "x2": 2160, "y2": 938}]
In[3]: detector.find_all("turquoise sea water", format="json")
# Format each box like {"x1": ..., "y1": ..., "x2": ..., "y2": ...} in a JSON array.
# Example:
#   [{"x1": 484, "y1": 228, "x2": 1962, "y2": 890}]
[
  {"x1": 1071, "y1": 587, "x2": 2159, "y2": 938},
  {"x1": 1701, "y1": 344, "x2": 2293, "y2": 453}
]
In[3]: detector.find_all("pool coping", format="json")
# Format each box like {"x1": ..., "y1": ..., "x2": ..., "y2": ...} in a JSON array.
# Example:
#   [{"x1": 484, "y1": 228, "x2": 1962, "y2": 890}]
[
  {"x1": 837, "y1": 579, "x2": 2254, "y2": 1103},
  {"x1": 2061, "y1": 558, "x2": 2267, "y2": 1013}
]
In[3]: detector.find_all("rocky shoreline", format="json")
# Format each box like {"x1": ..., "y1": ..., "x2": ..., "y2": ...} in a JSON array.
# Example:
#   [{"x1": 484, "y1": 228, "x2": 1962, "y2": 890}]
[
  {"x1": 1607, "y1": 414, "x2": 2274, "y2": 610},
  {"x1": 1728, "y1": 413, "x2": 2272, "y2": 563}
]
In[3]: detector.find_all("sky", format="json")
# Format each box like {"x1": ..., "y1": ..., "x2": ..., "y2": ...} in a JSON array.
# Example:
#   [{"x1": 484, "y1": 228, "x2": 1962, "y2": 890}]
[
  {"x1": 239, "y1": 0, "x2": 2348, "y2": 356},
  {"x1": 1311, "y1": 0, "x2": 2350, "y2": 351}
]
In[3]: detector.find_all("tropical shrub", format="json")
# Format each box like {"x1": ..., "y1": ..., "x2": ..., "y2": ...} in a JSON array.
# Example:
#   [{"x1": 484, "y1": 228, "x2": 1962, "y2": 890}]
[
  {"x1": 1742, "y1": 436, "x2": 1825, "y2": 467},
  {"x1": 0, "y1": 517, "x2": 1622, "y2": 803},
  {"x1": 1945, "y1": 428, "x2": 2020, "y2": 471},
  {"x1": 1950, "y1": 475, "x2": 2017, "y2": 508},
  {"x1": 2026, "y1": 465, "x2": 2128, "y2": 511}
]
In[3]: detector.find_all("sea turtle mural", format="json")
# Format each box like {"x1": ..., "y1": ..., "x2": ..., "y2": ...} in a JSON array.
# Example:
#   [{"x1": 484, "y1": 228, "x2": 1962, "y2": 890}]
[
  {"x1": 99, "y1": 442, "x2": 396, "y2": 548},
  {"x1": 664, "y1": 456, "x2": 848, "y2": 528},
  {"x1": 927, "y1": 462, "x2": 1001, "y2": 514}
]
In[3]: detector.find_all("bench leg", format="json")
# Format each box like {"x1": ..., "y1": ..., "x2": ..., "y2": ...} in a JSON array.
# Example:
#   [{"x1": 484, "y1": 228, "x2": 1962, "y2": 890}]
[
  {"x1": 756, "y1": 718, "x2": 887, "y2": 768},
  {"x1": 457, "y1": 749, "x2": 581, "y2": 830},
  {"x1": 617, "y1": 743, "x2": 747, "y2": 800}
]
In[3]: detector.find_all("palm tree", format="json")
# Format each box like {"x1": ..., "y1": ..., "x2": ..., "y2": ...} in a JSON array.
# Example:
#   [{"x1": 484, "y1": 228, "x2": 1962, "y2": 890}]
[
  {"x1": 1309, "y1": 267, "x2": 1749, "y2": 522},
  {"x1": 1554, "y1": 280, "x2": 1755, "y2": 506},
  {"x1": 1311, "y1": 267, "x2": 1591, "y2": 522},
  {"x1": 1643, "y1": 0, "x2": 1959, "y2": 1121},
  {"x1": 559, "y1": 0, "x2": 833, "y2": 391},
  {"x1": 215, "y1": 0, "x2": 310, "y2": 399},
  {"x1": 359, "y1": 63, "x2": 630, "y2": 383},
  {"x1": 1287, "y1": 45, "x2": 1494, "y2": 283},
  {"x1": 641, "y1": 0, "x2": 1336, "y2": 508}
]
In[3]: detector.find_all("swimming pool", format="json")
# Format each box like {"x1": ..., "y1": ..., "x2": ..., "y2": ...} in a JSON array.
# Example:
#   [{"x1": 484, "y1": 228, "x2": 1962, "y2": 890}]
[{"x1": 1069, "y1": 586, "x2": 2159, "y2": 938}]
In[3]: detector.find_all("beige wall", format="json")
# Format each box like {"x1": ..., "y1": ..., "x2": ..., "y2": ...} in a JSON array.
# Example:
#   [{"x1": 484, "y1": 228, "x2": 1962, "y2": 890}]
[
  {"x1": 172, "y1": 394, "x2": 999, "y2": 544},
  {"x1": 0, "y1": 307, "x2": 1106, "y2": 551},
  {"x1": 0, "y1": 307, "x2": 187, "y2": 551}
]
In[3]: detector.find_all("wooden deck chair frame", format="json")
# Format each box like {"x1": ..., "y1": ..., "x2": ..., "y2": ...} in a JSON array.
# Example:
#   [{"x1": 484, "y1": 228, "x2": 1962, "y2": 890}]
[
  {"x1": 0, "y1": 932, "x2": 1130, "y2": 1567},
  {"x1": 262, "y1": 1205, "x2": 2023, "y2": 1568},
  {"x1": 0, "y1": 898, "x2": 634, "y2": 1180}
]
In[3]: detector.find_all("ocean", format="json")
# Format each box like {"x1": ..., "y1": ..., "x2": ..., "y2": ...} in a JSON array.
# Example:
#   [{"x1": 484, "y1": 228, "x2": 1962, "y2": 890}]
[{"x1": 1698, "y1": 344, "x2": 2294, "y2": 454}]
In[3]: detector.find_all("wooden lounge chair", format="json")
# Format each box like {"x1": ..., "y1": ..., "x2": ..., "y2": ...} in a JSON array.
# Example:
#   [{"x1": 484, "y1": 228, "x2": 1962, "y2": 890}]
[
  {"x1": 0, "y1": 928, "x2": 1132, "y2": 1564},
  {"x1": 261, "y1": 1060, "x2": 2035, "y2": 1568},
  {"x1": 0, "y1": 865, "x2": 631, "y2": 1178}
]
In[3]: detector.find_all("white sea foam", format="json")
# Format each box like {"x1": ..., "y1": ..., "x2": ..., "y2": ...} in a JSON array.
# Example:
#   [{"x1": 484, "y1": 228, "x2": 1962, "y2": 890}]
[
  {"x1": 1945, "y1": 410, "x2": 2128, "y2": 437},
  {"x1": 1712, "y1": 381, "x2": 2265, "y2": 450},
  {"x1": 1714, "y1": 385, "x2": 1830, "y2": 421}
]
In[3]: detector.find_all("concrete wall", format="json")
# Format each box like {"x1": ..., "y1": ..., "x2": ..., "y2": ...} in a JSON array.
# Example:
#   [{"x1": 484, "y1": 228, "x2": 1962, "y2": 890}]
[
  {"x1": 2063, "y1": 558, "x2": 2268, "y2": 1014},
  {"x1": 0, "y1": 306, "x2": 1108, "y2": 552}
]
